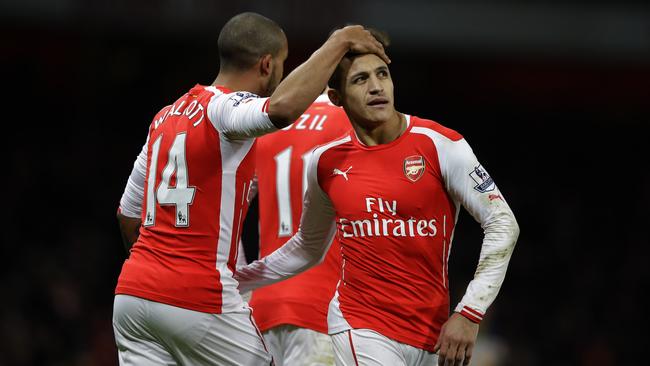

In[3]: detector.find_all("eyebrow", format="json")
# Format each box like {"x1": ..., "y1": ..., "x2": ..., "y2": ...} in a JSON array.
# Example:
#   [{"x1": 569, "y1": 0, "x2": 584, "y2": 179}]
[
  {"x1": 349, "y1": 70, "x2": 369, "y2": 81},
  {"x1": 376, "y1": 66, "x2": 389, "y2": 73},
  {"x1": 349, "y1": 66, "x2": 389, "y2": 81}
]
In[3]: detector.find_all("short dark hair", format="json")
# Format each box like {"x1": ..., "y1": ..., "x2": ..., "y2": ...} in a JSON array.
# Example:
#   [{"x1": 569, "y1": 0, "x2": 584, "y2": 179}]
[
  {"x1": 328, "y1": 27, "x2": 390, "y2": 91},
  {"x1": 218, "y1": 12, "x2": 286, "y2": 72}
]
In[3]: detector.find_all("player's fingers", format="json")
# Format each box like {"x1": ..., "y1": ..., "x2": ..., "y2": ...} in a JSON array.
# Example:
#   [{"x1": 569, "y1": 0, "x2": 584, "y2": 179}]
[
  {"x1": 375, "y1": 46, "x2": 391, "y2": 64},
  {"x1": 453, "y1": 342, "x2": 467, "y2": 366},
  {"x1": 351, "y1": 38, "x2": 381, "y2": 55},
  {"x1": 348, "y1": 31, "x2": 391, "y2": 64},
  {"x1": 437, "y1": 341, "x2": 449, "y2": 366},
  {"x1": 364, "y1": 35, "x2": 390, "y2": 64},
  {"x1": 463, "y1": 342, "x2": 474, "y2": 366},
  {"x1": 443, "y1": 341, "x2": 459, "y2": 366},
  {"x1": 434, "y1": 339, "x2": 441, "y2": 353}
]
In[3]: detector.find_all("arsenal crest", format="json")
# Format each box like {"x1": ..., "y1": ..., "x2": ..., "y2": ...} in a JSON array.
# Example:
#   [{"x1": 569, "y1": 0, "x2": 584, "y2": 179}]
[{"x1": 403, "y1": 155, "x2": 425, "y2": 182}]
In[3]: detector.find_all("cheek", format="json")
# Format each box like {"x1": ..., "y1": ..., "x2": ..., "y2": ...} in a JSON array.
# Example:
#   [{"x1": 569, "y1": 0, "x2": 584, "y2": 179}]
[
  {"x1": 349, "y1": 95, "x2": 365, "y2": 113},
  {"x1": 350, "y1": 91, "x2": 365, "y2": 106}
]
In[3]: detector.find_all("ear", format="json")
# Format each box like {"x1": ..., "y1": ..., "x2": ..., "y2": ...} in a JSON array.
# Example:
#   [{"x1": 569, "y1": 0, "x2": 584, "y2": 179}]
[
  {"x1": 328, "y1": 88, "x2": 342, "y2": 107},
  {"x1": 259, "y1": 54, "x2": 273, "y2": 77}
]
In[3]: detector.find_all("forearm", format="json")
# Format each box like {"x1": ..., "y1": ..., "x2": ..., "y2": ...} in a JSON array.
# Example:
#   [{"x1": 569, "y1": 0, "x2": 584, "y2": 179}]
[
  {"x1": 456, "y1": 209, "x2": 519, "y2": 322},
  {"x1": 433, "y1": 135, "x2": 520, "y2": 322},
  {"x1": 236, "y1": 145, "x2": 338, "y2": 291},
  {"x1": 236, "y1": 224, "x2": 336, "y2": 292},
  {"x1": 267, "y1": 39, "x2": 349, "y2": 126},
  {"x1": 117, "y1": 138, "x2": 147, "y2": 253},
  {"x1": 117, "y1": 211, "x2": 142, "y2": 252}
]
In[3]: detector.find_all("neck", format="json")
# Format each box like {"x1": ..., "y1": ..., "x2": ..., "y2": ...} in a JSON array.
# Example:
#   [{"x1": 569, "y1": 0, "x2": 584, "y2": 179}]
[
  {"x1": 352, "y1": 112, "x2": 406, "y2": 146},
  {"x1": 212, "y1": 70, "x2": 263, "y2": 95}
]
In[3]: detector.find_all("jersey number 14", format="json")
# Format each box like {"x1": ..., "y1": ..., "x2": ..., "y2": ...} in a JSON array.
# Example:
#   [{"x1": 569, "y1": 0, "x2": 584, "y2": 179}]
[{"x1": 144, "y1": 133, "x2": 196, "y2": 228}]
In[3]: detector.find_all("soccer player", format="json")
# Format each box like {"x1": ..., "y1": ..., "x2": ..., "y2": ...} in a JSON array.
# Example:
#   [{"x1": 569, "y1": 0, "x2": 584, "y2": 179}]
[
  {"x1": 250, "y1": 93, "x2": 350, "y2": 365},
  {"x1": 112, "y1": 12, "x2": 388, "y2": 365},
  {"x1": 235, "y1": 29, "x2": 520, "y2": 366}
]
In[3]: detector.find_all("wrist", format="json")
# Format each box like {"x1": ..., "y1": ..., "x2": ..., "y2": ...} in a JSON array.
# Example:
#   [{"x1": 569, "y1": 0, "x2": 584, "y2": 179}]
[{"x1": 457, "y1": 306, "x2": 483, "y2": 324}]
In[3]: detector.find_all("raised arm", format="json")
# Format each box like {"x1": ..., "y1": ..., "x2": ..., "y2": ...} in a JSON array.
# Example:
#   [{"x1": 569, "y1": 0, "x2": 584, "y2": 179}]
[
  {"x1": 235, "y1": 148, "x2": 337, "y2": 292},
  {"x1": 266, "y1": 25, "x2": 389, "y2": 126},
  {"x1": 208, "y1": 26, "x2": 389, "y2": 139}
]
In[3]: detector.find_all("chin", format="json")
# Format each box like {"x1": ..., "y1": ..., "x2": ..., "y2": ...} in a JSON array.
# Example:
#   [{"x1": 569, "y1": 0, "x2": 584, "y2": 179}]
[{"x1": 366, "y1": 110, "x2": 392, "y2": 123}]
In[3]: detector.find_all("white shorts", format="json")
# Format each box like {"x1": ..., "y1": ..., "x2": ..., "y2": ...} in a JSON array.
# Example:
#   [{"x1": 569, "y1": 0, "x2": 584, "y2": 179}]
[
  {"x1": 331, "y1": 329, "x2": 438, "y2": 366},
  {"x1": 112, "y1": 294, "x2": 273, "y2": 365},
  {"x1": 263, "y1": 325, "x2": 334, "y2": 366}
]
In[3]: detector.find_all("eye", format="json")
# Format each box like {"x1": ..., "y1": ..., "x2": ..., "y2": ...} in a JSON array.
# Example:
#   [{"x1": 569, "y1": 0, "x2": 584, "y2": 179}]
[
  {"x1": 377, "y1": 70, "x2": 388, "y2": 78},
  {"x1": 353, "y1": 76, "x2": 366, "y2": 84}
]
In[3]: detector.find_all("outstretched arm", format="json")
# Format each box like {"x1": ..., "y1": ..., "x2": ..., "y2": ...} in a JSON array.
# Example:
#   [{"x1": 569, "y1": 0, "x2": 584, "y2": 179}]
[{"x1": 235, "y1": 149, "x2": 337, "y2": 292}]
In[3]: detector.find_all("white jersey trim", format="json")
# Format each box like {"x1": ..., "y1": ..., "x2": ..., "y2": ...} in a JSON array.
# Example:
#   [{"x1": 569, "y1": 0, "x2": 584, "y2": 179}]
[
  {"x1": 217, "y1": 134, "x2": 256, "y2": 312},
  {"x1": 327, "y1": 282, "x2": 353, "y2": 335},
  {"x1": 314, "y1": 93, "x2": 333, "y2": 104}
]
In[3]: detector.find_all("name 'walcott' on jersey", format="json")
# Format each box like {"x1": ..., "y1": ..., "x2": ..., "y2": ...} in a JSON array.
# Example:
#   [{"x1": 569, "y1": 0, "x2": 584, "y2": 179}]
[{"x1": 116, "y1": 85, "x2": 270, "y2": 314}]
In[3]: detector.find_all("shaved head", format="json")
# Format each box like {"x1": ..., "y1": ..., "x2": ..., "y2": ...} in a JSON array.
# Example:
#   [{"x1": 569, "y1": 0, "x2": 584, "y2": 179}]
[{"x1": 218, "y1": 12, "x2": 287, "y2": 72}]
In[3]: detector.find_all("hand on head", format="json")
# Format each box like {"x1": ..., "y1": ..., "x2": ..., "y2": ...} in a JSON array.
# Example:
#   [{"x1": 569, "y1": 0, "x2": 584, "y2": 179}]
[{"x1": 330, "y1": 25, "x2": 391, "y2": 65}]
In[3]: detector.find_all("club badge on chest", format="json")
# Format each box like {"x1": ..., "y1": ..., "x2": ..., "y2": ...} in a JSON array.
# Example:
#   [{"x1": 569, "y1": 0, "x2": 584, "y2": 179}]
[{"x1": 404, "y1": 155, "x2": 425, "y2": 182}]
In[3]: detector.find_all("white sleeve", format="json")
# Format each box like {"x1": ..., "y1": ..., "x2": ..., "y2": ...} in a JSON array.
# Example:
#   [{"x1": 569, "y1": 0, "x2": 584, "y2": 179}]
[
  {"x1": 118, "y1": 136, "x2": 149, "y2": 218},
  {"x1": 207, "y1": 90, "x2": 278, "y2": 139},
  {"x1": 438, "y1": 136, "x2": 520, "y2": 322},
  {"x1": 235, "y1": 149, "x2": 337, "y2": 292}
]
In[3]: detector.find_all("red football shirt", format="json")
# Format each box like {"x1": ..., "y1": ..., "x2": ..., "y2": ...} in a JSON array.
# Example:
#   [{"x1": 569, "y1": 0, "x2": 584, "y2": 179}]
[
  {"x1": 116, "y1": 84, "x2": 278, "y2": 314},
  {"x1": 236, "y1": 115, "x2": 519, "y2": 351},
  {"x1": 251, "y1": 95, "x2": 350, "y2": 333}
]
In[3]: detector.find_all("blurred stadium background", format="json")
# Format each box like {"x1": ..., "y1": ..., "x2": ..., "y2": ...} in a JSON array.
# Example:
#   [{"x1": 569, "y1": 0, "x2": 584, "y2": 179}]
[{"x1": 2, "y1": 0, "x2": 649, "y2": 365}]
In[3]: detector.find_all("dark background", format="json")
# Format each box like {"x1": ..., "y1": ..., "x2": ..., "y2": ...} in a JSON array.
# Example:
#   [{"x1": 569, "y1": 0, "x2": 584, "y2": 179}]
[{"x1": 3, "y1": 0, "x2": 649, "y2": 365}]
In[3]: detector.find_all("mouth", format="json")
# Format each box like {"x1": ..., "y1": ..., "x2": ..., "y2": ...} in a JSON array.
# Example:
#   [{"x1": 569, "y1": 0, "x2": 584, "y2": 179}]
[{"x1": 367, "y1": 98, "x2": 389, "y2": 108}]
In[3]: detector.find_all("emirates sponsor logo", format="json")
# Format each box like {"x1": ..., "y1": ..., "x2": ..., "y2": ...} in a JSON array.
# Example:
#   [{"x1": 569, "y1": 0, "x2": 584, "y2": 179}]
[
  {"x1": 339, "y1": 216, "x2": 439, "y2": 238},
  {"x1": 404, "y1": 155, "x2": 425, "y2": 182},
  {"x1": 338, "y1": 197, "x2": 441, "y2": 238}
]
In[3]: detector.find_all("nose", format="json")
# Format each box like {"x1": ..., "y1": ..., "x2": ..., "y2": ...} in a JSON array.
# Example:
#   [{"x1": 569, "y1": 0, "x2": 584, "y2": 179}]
[{"x1": 368, "y1": 75, "x2": 383, "y2": 95}]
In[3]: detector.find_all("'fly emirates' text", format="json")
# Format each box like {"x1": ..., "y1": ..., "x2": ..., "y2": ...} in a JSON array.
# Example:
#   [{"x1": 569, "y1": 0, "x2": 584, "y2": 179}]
[{"x1": 338, "y1": 197, "x2": 442, "y2": 238}]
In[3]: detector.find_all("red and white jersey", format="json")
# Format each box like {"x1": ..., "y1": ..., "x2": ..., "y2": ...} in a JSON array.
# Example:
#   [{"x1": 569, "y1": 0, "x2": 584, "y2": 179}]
[
  {"x1": 116, "y1": 84, "x2": 278, "y2": 314},
  {"x1": 250, "y1": 95, "x2": 350, "y2": 333},
  {"x1": 236, "y1": 115, "x2": 519, "y2": 351}
]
